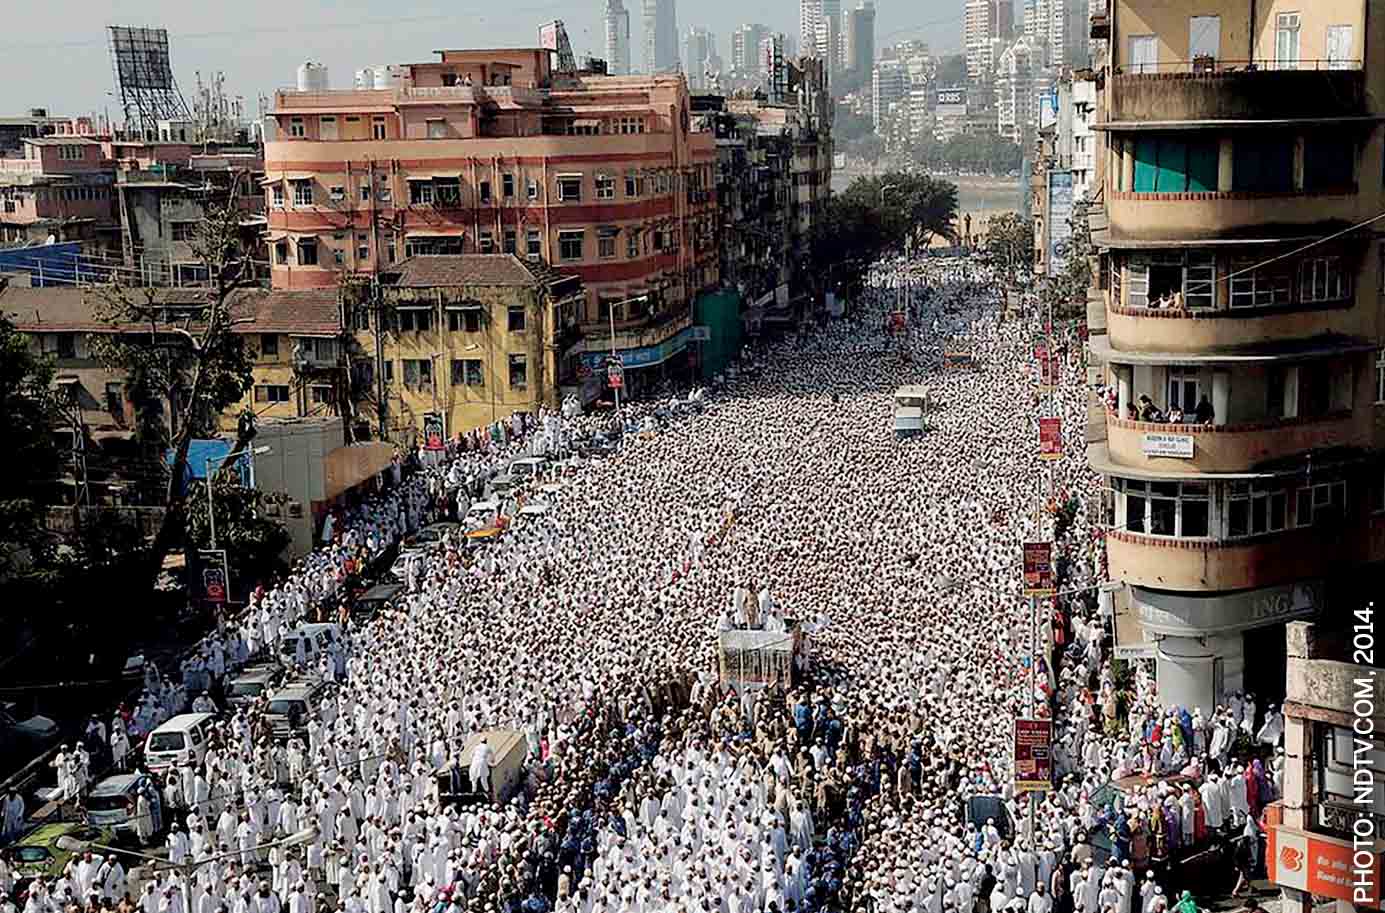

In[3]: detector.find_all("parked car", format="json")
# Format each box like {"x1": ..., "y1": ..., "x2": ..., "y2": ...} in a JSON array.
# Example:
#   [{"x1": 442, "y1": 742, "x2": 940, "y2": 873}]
[
  {"x1": 84, "y1": 773, "x2": 156, "y2": 843},
  {"x1": 224, "y1": 664, "x2": 282, "y2": 711},
  {"x1": 3, "y1": 823, "x2": 113, "y2": 898},
  {"x1": 0, "y1": 705, "x2": 61, "y2": 770},
  {"x1": 142, "y1": 713, "x2": 216, "y2": 775},
  {"x1": 351, "y1": 582, "x2": 404, "y2": 624},
  {"x1": 264, "y1": 681, "x2": 334, "y2": 741},
  {"x1": 403, "y1": 522, "x2": 460, "y2": 551}
]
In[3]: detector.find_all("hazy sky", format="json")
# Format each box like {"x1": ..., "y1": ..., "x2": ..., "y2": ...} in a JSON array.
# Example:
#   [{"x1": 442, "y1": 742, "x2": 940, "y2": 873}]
[{"x1": 0, "y1": 0, "x2": 961, "y2": 121}]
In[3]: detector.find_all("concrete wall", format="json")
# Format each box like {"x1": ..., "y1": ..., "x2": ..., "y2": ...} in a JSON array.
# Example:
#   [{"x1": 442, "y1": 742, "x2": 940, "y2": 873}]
[
  {"x1": 252, "y1": 419, "x2": 344, "y2": 556},
  {"x1": 1114, "y1": 0, "x2": 1365, "y2": 68},
  {"x1": 1110, "y1": 70, "x2": 1366, "y2": 121},
  {"x1": 1106, "y1": 410, "x2": 1369, "y2": 473}
]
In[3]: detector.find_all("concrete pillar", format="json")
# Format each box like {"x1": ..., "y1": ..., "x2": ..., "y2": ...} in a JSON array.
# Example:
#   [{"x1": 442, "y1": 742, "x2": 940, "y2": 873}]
[
  {"x1": 1281, "y1": 714, "x2": 1311, "y2": 829},
  {"x1": 1293, "y1": 135, "x2": 1306, "y2": 191},
  {"x1": 1211, "y1": 369, "x2": 1230, "y2": 427},
  {"x1": 1217, "y1": 137, "x2": 1234, "y2": 192},
  {"x1": 1155, "y1": 635, "x2": 1221, "y2": 711},
  {"x1": 1116, "y1": 365, "x2": 1132, "y2": 417}
]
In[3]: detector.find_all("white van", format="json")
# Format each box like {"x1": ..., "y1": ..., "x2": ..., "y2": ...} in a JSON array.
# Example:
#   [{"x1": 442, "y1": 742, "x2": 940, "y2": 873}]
[
  {"x1": 277, "y1": 623, "x2": 345, "y2": 677},
  {"x1": 465, "y1": 499, "x2": 501, "y2": 529},
  {"x1": 509, "y1": 456, "x2": 549, "y2": 480},
  {"x1": 143, "y1": 713, "x2": 216, "y2": 774}
]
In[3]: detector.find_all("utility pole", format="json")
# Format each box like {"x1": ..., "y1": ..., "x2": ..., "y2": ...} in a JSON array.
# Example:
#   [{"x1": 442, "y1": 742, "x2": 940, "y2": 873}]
[{"x1": 374, "y1": 275, "x2": 387, "y2": 439}]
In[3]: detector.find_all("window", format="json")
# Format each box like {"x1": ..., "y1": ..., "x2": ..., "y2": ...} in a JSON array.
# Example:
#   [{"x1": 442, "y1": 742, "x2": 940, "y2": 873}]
[
  {"x1": 502, "y1": 173, "x2": 515, "y2": 198},
  {"x1": 358, "y1": 239, "x2": 370, "y2": 261},
  {"x1": 329, "y1": 185, "x2": 345, "y2": 202},
  {"x1": 288, "y1": 117, "x2": 305, "y2": 138},
  {"x1": 360, "y1": 185, "x2": 370, "y2": 202},
  {"x1": 1376, "y1": 349, "x2": 1385, "y2": 404},
  {"x1": 434, "y1": 178, "x2": 461, "y2": 207},
  {"x1": 612, "y1": 116, "x2": 645, "y2": 134},
  {"x1": 447, "y1": 309, "x2": 482, "y2": 333},
  {"x1": 1275, "y1": 13, "x2": 1301, "y2": 70},
  {"x1": 508, "y1": 353, "x2": 527, "y2": 389},
  {"x1": 1304, "y1": 135, "x2": 1355, "y2": 191},
  {"x1": 1295, "y1": 480, "x2": 1346, "y2": 527},
  {"x1": 1116, "y1": 479, "x2": 1210, "y2": 538},
  {"x1": 384, "y1": 360, "x2": 394, "y2": 383},
  {"x1": 1227, "y1": 482, "x2": 1289, "y2": 538},
  {"x1": 451, "y1": 358, "x2": 485, "y2": 386},
  {"x1": 105, "y1": 382, "x2": 124, "y2": 415},
  {"x1": 402, "y1": 358, "x2": 433, "y2": 388},
  {"x1": 526, "y1": 229, "x2": 542, "y2": 259},
  {"x1": 1188, "y1": 16, "x2": 1220, "y2": 62},
  {"x1": 1232, "y1": 135, "x2": 1294, "y2": 192},
  {"x1": 56, "y1": 334, "x2": 75, "y2": 359},
  {"x1": 503, "y1": 229, "x2": 517, "y2": 254},
  {"x1": 479, "y1": 180, "x2": 492, "y2": 203},
  {"x1": 1131, "y1": 136, "x2": 1217, "y2": 193},
  {"x1": 527, "y1": 178, "x2": 539, "y2": 201},
  {"x1": 1230, "y1": 260, "x2": 1293, "y2": 309},
  {"x1": 274, "y1": 240, "x2": 288, "y2": 265},
  {"x1": 395, "y1": 309, "x2": 433, "y2": 333},
  {"x1": 1326, "y1": 25, "x2": 1355, "y2": 70},
  {"x1": 372, "y1": 117, "x2": 387, "y2": 140},
  {"x1": 556, "y1": 175, "x2": 582, "y2": 202},
  {"x1": 171, "y1": 221, "x2": 196, "y2": 242},
  {"x1": 255, "y1": 385, "x2": 291, "y2": 403},
  {"x1": 595, "y1": 174, "x2": 615, "y2": 200},
  {"x1": 292, "y1": 179, "x2": 314, "y2": 206},
  {"x1": 261, "y1": 334, "x2": 279, "y2": 358},
  {"x1": 598, "y1": 227, "x2": 618, "y2": 259},
  {"x1": 1126, "y1": 252, "x2": 1216, "y2": 309},
  {"x1": 427, "y1": 119, "x2": 447, "y2": 139},
  {"x1": 558, "y1": 230, "x2": 584, "y2": 261},
  {"x1": 627, "y1": 229, "x2": 640, "y2": 259},
  {"x1": 409, "y1": 181, "x2": 435, "y2": 205},
  {"x1": 272, "y1": 184, "x2": 285, "y2": 207},
  {"x1": 1167, "y1": 368, "x2": 1201, "y2": 414},
  {"x1": 310, "y1": 385, "x2": 334, "y2": 405},
  {"x1": 405, "y1": 236, "x2": 464, "y2": 257},
  {"x1": 297, "y1": 238, "x2": 318, "y2": 266},
  {"x1": 507, "y1": 305, "x2": 527, "y2": 332},
  {"x1": 625, "y1": 172, "x2": 642, "y2": 198},
  {"x1": 1301, "y1": 257, "x2": 1351, "y2": 303}
]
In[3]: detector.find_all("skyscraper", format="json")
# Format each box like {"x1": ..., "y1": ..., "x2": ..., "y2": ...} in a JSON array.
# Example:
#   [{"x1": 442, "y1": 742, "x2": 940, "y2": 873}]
[
  {"x1": 643, "y1": 0, "x2": 679, "y2": 73},
  {"x1": 799, "y1": 0, "x2": 820, "y2": 66},
  {"x1": 871, "y1": 59, "x2": 905, "y2": 131},
  {"x1": 842, "y1": 2, "x2": 876, "y2": 78},
  {"x1": 731, "y1": 24, "x2": 769, "y2": 74},
  {"x1": 1024, "y1": 0, "x2": 1066, "y2": 68},
  {"x1": 683, "y1": 27, "x2": 717, "y2": 89},
  {"x1": 963, "y1": 0, "x2": 995, "y2": 80},
  {"x1": 604, "y1": 0, "x2": 632, "y2": 75}
]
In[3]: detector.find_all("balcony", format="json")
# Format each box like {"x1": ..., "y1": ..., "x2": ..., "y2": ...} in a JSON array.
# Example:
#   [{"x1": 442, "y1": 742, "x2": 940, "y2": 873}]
[
  {"x1": 1105, "y1": 518, "x2": 1382, "y2": 592},
  {"x1": 1106, "y1": 306, "x2": 1375, "y2": 356},
  {"x1": 1106, "y1": 192, "x2": 1362, "y2": 245},
  {"x1": 1105, "y1": 64, "x2": 1367, "y2": 127},
  {"x1": 1105, "y1": 411, "x2": 1368, "y2": 474}
]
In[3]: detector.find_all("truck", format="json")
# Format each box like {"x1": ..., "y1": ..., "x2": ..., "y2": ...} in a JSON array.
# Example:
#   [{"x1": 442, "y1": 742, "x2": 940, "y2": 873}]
[
  {"x1": 717, "y1": 621, "x2": 808, "y2": 692},
  {"x1": 893, "y1": 385, "x2": 932, "y2": 438},
  {"x1": 435, "y1": 729, "x2": 528, "y2": 807}
]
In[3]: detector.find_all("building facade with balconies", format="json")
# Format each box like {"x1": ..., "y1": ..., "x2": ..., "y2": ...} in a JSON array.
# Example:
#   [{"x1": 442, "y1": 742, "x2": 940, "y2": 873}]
[
  {"x1": 262, "y1": 48, "x2": 718, "y2": 404},
  {"x1": 0, "y1": 138, "x2": 117, "y2": 252},
  {"x1": 1089, "y1": 0, "x2": 1385, "y2": 711}
]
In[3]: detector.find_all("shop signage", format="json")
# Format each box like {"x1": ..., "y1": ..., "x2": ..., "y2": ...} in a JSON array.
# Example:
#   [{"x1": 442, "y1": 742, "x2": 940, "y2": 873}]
[
  {"x1": 1141, "y1": 432, "x2": 1195, "y2": 459},
  {"x1": 1269, "y1": 825, "x2": 1381, "y2": 906},
  {"x1": 423, "y1": 412, "x2": 445, "y2": 451},
  {"x1": 1014, "y1": 718, "x2": 1053, "y2": 794},
  {"x1": 198, "y1": 549, "x2": 230, "y2": 605}
]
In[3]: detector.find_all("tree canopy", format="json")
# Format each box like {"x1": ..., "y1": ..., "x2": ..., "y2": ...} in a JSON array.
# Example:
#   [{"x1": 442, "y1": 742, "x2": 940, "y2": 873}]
[{"x1": 0, "y1": 314, "x2": 62, "y2": 588}]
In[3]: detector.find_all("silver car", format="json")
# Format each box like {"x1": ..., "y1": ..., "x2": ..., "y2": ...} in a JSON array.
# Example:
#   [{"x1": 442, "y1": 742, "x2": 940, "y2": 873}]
[{"x1": 84, "y1": 773, "x2": 154, "y2": 842}]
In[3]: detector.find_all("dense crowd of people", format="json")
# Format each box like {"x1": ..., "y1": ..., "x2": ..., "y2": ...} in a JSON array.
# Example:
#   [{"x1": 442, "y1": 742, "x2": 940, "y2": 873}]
[{"x1": 0, "y1": 254, "x2": 1282, "y2": 913}]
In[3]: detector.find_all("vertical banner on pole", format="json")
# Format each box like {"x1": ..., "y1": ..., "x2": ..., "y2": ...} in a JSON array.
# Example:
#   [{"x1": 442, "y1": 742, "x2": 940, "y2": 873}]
[
  {"x1": 1022, "y1": 541, "x2": 1055, "y2": 597},
  {"x1": 1014, "y1": 718, "x2": 1054, "y2": 794},
  {"x1": 1038, "y1": 417, "x2": 1063, "y2": 460}
]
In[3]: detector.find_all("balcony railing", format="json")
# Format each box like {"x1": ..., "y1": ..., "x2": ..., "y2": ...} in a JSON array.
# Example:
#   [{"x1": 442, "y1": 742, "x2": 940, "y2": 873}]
[
  {"x1": 1107, "y1": 63, "x2": 1366, "y2": 124},
  {"x1": 1119, "y1": 58, "x2": 1361, "y2": 75}
]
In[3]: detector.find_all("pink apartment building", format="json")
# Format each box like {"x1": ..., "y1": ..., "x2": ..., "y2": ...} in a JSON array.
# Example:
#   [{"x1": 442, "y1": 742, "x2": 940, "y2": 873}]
[
  {"x1": 264, "y1": 47, "x2": 719, "y2": 366},
  {"x1": 0, "y1": 137, "x2": 118, "y2": 250}
]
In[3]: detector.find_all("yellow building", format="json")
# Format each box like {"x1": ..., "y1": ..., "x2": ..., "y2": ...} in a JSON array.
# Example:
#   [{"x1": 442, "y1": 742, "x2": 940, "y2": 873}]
[
  {"x1": 1089, "y1": 0, "x2": 1385, "y2": 712},
  {"x1": 354, "y1": 254, "x2": 584, "y2": 443}
]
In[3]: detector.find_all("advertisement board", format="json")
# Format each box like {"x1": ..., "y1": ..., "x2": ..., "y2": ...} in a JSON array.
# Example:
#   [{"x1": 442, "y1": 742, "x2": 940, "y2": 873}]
[
  {"x1": 198, "y1": 549, "x2": 231, "y2": 605},
  {"x1": 1268, "y1": 825, "x2": 1381, "y2": 906},
  {"x1": 1014, "y1": 718, "x2": 1054, "y2": 794},
  {"x1": 1046, "y1": 170, "x2": 1075, "y2": 278},
  {"x1": 423, "y1": 412, "x2": 445, "y2": 451},
  {"x1": 1039, "y1": 417, "x2": 1063, "y2": 460},
  {"x1": 1023, "y1": 541, "x2": 1055, "y2": 597}
]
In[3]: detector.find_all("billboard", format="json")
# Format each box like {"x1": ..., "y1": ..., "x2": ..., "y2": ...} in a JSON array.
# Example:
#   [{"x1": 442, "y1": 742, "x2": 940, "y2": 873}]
[
  {"x1": 198, "y1": 549, "x2": 231, "y2": 605},
  {"x1": 1046, "y1": 170, "x2": 1075, "y2": 278},
  {"x1": 1269, "y1": 825, "x2": 1381, "y2": 906},
  {"x1": 109, "y1": 27, "x2": 177, "y2": 90},
  {"x1": 423, "y1": 412, "x2": 445, "y2": 451},
  {"x1": 1014, "y1": 718, "x2": 1054, "y2": 794},
  {"x1": 1038, "y1": 417, "x2": 1063, "y2": 460},
  {"x1": 538, "y1": 22, "x2": 560, "y2": 51},
  {"x1": 937, "y1": 87, "x2": 966, "y2": 106}
]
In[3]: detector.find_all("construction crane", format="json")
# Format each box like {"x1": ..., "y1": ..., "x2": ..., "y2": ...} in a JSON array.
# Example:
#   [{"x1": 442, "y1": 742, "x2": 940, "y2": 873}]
[{"x1": 540, "y1": 20, "x2": 577, "y2": 73}]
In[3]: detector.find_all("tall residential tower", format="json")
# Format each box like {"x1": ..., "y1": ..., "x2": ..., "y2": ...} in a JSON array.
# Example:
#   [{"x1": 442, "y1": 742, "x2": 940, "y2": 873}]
[
  {"x1": 642, "y1": 0, "x2": 679, "y2": 73},
  {"x1": 604, "y1": 0, "x2": 632, "y2": 75}
]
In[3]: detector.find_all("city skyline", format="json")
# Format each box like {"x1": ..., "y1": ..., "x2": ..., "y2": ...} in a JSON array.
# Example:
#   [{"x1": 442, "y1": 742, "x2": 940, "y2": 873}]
[{"x1": 0, "y1": 0, "x2": 962, "y2": 119}]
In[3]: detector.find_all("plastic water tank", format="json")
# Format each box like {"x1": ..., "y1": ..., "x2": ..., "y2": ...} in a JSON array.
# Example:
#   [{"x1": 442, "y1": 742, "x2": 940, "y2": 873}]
[{"x1": 296, "y1": 62, "x2": 329, "y2": 92}]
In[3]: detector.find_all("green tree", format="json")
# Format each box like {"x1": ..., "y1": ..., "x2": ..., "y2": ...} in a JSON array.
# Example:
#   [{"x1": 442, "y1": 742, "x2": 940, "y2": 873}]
[
  {"x1": 92, "y1": 186, "x2": 262, "y2": 589},
  {"x1": 184, "y1": 479, "x2": 291, "y2": 591},
  {"x1": 1041, "y1": 199, "x2": 1094, "y2": 320},
  {"x1": 0, "y1": 314, "x2": 62, "y2": 588},
  {"x1": 984, "y1": 212, "x2": 1035, "y2": 283}
]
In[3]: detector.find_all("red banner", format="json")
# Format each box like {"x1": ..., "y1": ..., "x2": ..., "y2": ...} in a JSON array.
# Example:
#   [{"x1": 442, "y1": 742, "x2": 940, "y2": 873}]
[
  {"x1": 1039, "y1": 417, "x2": 1063, "y2": 460},
  {"x1": 1014, "y1": 718, "x2": 1054, "y2": 793},
  {"x1": 1023, "y1": 541, "x2": 1055, "y2": 596}
]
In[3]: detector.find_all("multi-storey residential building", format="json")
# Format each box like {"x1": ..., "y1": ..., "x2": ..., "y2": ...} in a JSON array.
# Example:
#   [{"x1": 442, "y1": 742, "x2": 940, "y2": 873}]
[
  {"x1": 0, "y1": 138, "x2": 117, "y2": 252},
  {"x1": 730, "y1": 24, "x2": 769, "y2": 75},
  {"x1": 683, "y1": 27, "x2": 718, "y2": 91},
  {"x1": 841, "y1": 2, "x2": 876, "y2": 80},
  {"x1": 1271, "y1": 620, "x2": 1385, "y2": 913},
  {"x1": 964, "y1": 0, "x2": 996, "y2": 81},
  {"x1": 643, "y1": 0, "x2": 679, "y2": 73},
  {"x1": 1089, "y1": 0, "x2": 1385, "y2": 711},
  {"x1": 263, "y1": 48, "x2": 718, "y2": 412},
  {"x1": 1048, "y1": 71, "x2": 1096, "y2": 200},
  {"x1": 799, "y1": 0, "x2": 821, "y2": 69},
  {"x1": 996, "y1": 38, "x2": 1039, "y2": 142},
  {"x1": 359, "y1": 255, "x2": 585, "y2": 436},
  {"x1": 871, "y1": 59, "x2": 906, "y2": 133},
  {"x1": 604, "y1": 0, "x2": 632, "y2": 76}
]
